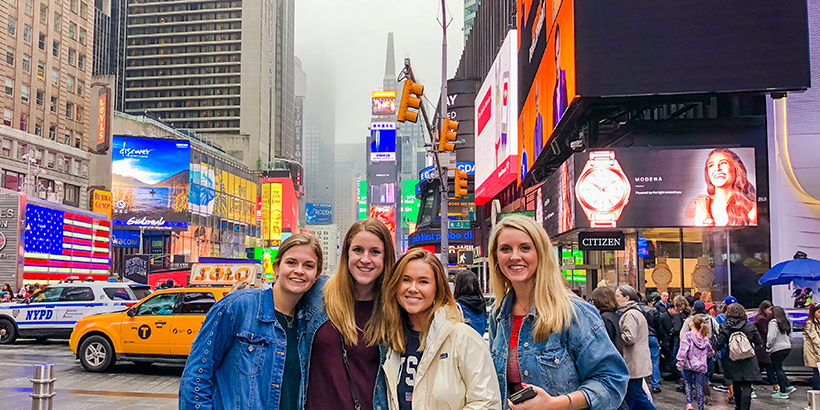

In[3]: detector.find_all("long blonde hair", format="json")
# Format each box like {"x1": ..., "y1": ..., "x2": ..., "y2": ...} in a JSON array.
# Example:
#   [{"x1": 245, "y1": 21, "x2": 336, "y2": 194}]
[
  {"x1": 325, "y1": 219, "x2": 396, "y2": 346},
  {"x1": 379, "y1": 248, "x2": 460, "y2": 353},
  {"x1": 489, "y1": 215, "x2": 574, "y2": 343}
]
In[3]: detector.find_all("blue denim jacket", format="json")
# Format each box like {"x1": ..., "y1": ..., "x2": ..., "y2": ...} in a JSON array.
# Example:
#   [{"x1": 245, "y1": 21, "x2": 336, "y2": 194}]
[
  {"x1": 179, "y1": 287, "x2": 294, "y2": 410},
  {"x1": 489, "y1": 293, "x2": 629, "y2": 410},
  {"x1": 297, "y1": 274, "x2": 389, "y2": 410}
]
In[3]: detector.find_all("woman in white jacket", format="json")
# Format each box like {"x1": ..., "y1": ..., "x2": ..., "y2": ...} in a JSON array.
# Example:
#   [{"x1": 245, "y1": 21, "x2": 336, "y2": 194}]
[{"x1": 378, "y1": 248, "x2": 501, "y2": 410}]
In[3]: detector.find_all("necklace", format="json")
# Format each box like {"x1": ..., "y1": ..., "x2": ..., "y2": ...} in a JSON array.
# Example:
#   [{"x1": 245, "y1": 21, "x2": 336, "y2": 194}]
[{"x1": 280, "y1": 312, "x2": 294, "y2": 329}]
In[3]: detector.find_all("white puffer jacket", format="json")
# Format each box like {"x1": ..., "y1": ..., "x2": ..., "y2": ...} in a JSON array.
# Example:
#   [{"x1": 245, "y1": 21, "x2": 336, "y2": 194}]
[{"x1": 383, "y1": 307, "x2": 501, "y2": 410}]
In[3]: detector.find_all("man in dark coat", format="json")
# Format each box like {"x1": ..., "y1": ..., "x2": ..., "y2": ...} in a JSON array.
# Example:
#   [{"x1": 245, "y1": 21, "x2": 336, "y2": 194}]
[{"x1": 715, "y1": 303, "x2": 762, "y2": 410}]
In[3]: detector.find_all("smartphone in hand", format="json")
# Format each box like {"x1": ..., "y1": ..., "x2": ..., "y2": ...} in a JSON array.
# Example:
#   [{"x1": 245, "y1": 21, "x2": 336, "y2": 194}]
[{"x1": 510, "y1": 386, "x2": 536, "y2": 404}]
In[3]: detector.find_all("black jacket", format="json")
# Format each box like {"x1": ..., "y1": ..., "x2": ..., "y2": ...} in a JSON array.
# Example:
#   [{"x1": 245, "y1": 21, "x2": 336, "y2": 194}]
[
  {"x1": 715, "y1": 318, "x2": 762, "y2": 381},
  {"x1": 655, "y1": 301, "x2": 669, "y2": 315},
  {"x1": 638, "y1": 302, "x2": 659, "y2": 338},
  {"x1": 600, "y1": 310, "x2": 624, "y2": 356},
  {"x1": 658, "y1": 311, "x2": 675, "y2": 349},
  {"x1": 670, "y1": 309, "x2": 691, "y2": 348}
]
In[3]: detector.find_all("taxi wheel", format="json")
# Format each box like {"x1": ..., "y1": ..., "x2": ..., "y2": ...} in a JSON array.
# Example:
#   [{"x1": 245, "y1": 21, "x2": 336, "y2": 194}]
[
  {"x1": 79, "y1": 335, "x2": 115, "y2": 372},
  {"x1": 0, "y1": 318, "x2": 17, "y2": 344}
]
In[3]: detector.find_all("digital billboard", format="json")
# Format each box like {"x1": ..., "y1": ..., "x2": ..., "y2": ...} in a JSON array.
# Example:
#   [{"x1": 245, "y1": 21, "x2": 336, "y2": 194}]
[
  {"x1": 539, "y1": 155, "x2": 575, "y2": 238},
  {"x1": 372, "y1": 91, "x2": 397, "y2": 116},
  {"x1": 369, "y1": 162, "x2": 396, "y2": 205},
  {"x1": 306, "y1": 203, "x2": 333, "y2": 224},
  {"x1": 369, "y1": 206, "x2": 396, "y2": 238},
  {"x1": 475, "y1": 30, "x2": 518, "y2": 205},
  {"x1": 518, "y1": 0, "x2": 576, "y2": 182},
  {"x1": 570, "y1": 147, "x2": 757, "y2": 229},
  {"x1": 112, "y1": 136, "x2": 190, "y2": 230},
  {"x1": 401, "y1": 179, "x2": 420, "y2": 232},
  {"x1": 370, "y1": 122, "x2": 397, "y2": 162},
  {"x1": 358, "y1": 180, "x2": 367, "y2": 220}
]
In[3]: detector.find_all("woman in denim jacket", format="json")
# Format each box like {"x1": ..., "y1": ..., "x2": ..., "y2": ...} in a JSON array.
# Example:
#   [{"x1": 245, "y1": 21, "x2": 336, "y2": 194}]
[
  {"x1": 298, "y1": 219, "x2": 394, "y2": 410},
  {"x1": 179, "y1": 233, "x2": 323, "y2": 410},
  {"x1": 488, "y1": 215, "x2": 629, "y2": 410}
]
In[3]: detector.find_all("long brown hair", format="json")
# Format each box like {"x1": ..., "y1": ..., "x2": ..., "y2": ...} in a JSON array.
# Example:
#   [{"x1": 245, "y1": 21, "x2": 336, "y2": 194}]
[
  {"x1": 379, "y1": 248, "x2": 460, "y2": 353},
  {"x1": 591, "y1": 286, "x2": 618, "y2": 313},
  {"x1": 489, "y1": 215, "x2": 575, "y2": 343},
  {"x1": 704, "y1": 148, "x2": 756, "y2": 225},
  {"x1": 325, "y1": 219, "x2": 396, "y2": 346},
  {"x1": 691, "y1": 316, "x2": 709, "y2": 339}
]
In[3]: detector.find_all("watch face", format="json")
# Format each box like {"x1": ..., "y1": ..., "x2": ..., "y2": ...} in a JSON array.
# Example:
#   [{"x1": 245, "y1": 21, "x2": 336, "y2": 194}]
[{"x1": 577, "y1": 169, "x2": 629, "y2": 211}]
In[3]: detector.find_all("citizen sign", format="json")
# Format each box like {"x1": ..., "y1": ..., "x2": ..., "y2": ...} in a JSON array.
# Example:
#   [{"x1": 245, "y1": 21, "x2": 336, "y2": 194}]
[{"x1": 578, "y1": 232, "x2": 625, "y2": 251}]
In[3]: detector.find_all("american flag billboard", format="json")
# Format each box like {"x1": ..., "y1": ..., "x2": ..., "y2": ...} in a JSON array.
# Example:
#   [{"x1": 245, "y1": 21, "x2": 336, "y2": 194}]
[{"x1": 23, "y1": 204, "x2": 111, "y2": 280}]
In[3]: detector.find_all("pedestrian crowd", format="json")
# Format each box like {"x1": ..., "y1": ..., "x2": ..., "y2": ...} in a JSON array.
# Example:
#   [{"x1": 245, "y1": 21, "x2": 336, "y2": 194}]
[{"x1": 0, "y1": 283, "x2": 45, "y2": 302}]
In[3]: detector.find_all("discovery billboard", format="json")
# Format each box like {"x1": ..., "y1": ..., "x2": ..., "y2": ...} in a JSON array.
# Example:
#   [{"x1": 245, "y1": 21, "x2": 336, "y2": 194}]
[
  {"x1": 475, "y1": 30, "x2": 518, "y2": 205},
  {"x1": 112, "y1": 136, "x2": 190, "y2": 230}
]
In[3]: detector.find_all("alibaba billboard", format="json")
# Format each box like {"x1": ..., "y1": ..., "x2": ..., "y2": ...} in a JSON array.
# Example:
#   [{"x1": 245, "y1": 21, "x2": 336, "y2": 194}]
[
  {"x1": 517, "y1": 0, "x2": 576, "y2": 182},
  {"x1": 475, "y1": 30, "x2": 518, "y2": 206}
]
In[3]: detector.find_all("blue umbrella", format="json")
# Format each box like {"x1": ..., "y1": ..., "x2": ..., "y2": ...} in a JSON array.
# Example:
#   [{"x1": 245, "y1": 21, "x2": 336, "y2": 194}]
[{"x1": 758, "y1": 256, "x2": 820, "y2": 285}]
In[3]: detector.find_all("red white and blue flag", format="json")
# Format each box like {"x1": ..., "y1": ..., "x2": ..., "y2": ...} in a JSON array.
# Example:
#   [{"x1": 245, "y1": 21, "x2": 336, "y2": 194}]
[{"x1": 24, "y1": 204, "x2": 111, "y2": 280}]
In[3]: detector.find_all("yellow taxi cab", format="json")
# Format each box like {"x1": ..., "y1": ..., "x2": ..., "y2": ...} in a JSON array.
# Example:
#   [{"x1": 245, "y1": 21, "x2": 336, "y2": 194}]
[{"x1": 69, "y1": 286, "x2": 231, "y2": 372}]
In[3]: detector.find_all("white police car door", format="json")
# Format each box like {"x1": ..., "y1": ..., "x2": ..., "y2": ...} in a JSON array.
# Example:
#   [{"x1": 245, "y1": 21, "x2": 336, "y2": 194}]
[
  {"x1": 56, "y1": 286, "x2": 99, "y2": 329},
  {"x1": 18, "y1": 287, "x2": 64, "y2": 331}
]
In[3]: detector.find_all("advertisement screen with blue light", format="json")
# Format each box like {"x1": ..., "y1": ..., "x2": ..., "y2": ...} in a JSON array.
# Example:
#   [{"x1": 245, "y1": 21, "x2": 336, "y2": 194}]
[
  {"x1": 370, "y1": 122, "x2": 396, "y2": 162},
  {"x1": 306, "y1": 203, "x2": 333, "y2": 224},
  {"x1": 112, "y1": 136, "x2": 190, "y2": 230}
]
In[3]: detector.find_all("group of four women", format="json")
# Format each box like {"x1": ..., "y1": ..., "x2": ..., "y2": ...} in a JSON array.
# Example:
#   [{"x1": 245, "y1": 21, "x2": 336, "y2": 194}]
[{"x1": 179, "y1": 215, "x2": 629, "y2": 409}]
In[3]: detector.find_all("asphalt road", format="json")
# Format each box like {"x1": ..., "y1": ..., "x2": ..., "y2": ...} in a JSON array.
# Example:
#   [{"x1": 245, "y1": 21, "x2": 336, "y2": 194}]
[{"x1": 0, "y1": 338, "x2": 815, "y2": 409}]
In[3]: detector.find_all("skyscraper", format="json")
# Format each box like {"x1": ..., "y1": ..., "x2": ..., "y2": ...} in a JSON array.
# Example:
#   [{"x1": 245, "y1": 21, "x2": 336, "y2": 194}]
[
  {"x1": 464, "y1": 0, "x2": 480, "y2": 43},
  {"x1": 274, "y1": 0, "x2": 296, "y2": 161},
  {"x1": 123, "y1": 0, "x2": 278, "y2": 167},
  {"x1": 302, "y1": 63, "x2": 335, "y2": 224}
]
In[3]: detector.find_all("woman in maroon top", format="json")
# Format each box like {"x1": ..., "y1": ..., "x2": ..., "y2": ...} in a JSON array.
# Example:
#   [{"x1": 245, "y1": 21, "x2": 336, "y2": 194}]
[{"x1": 299, "y1": 219, "x2": 396, "y2": 410}]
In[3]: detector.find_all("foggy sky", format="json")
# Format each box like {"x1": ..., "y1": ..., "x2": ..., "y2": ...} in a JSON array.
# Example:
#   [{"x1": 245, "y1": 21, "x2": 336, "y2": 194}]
[{"x1": 295, "y1": 0, "x2": 466, "y2": 145}]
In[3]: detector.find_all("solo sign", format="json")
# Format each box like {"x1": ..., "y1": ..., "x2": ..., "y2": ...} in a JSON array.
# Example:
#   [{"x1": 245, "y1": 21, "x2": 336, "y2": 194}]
[
  {"x1": 578, "y1": 231, "x2": 625, "y2": 251},
  {"x1": 190, "y1": 263, "x2": 259, "y2": 285}
]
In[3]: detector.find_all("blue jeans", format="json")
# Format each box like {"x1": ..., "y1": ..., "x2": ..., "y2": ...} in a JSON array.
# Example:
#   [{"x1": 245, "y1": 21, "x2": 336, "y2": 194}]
[
  {"x1": 624, "y1": 378, "x2": 657, "y2": 410},
  {"x1": 813, "y1": 368, "x2": 820, "y2": 390},
  {"x1": 648, "y1": 336, "x2": 660, "y2": 388}
]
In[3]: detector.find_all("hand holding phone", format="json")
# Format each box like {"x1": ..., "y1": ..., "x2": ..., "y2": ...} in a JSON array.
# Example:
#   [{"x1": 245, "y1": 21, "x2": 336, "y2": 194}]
[{"x1": 510, "y1": 386, "x2": 536, "y2": 404}]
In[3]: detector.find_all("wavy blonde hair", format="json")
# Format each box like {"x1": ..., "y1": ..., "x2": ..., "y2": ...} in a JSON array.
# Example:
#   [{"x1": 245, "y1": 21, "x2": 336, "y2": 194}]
[
  {"x1": 489, "y1": 215, "x2": 574, "y2": 343},
  {"x1": 325, "y1": 219, "x2": 396, "y2": 346},
  {"x1": 379, "y1": 248, "x2": 460, "y2": 353}
]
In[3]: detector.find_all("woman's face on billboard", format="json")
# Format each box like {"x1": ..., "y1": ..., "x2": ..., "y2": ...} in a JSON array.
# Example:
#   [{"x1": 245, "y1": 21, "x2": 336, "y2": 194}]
[{"x1": 707, "y1": 152, "x2": 735, "y2": 188}]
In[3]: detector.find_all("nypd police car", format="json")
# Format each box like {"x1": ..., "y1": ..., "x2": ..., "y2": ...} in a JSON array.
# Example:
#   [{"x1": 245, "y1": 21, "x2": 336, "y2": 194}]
[{"x1": 0, "y1": 282, "x2": 145, "y2": 344}]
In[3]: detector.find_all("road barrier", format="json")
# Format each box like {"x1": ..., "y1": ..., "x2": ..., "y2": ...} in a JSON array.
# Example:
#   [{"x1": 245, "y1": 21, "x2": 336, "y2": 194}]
[{"x1": 30, "y1": 363, "x2": 55, "y2": 410}]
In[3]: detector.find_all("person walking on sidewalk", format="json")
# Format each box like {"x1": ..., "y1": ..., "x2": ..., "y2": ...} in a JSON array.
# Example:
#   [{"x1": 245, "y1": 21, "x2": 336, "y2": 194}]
[
  {"x1": 714, "y1": 303, "x2": 762, "y2": 410},
  {"x1": 767, "y1": 305, "x2": 795, "y2": 398},
  {"x1": 677, "y1": 316, "x2": 715, "y2": 410},
  {"x1": 753, "y1": 300, "x2": 777, "y2": 386},
  {"x1": 616, "y1": 285, "x2": 657, "y2": 410},
  {"x1": 804, "y1": 303, "x2": 820, "y2": 390}
]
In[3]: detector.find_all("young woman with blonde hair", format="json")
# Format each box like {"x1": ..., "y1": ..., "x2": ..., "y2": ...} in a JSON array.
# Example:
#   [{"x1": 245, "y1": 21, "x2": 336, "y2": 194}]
[
  {"x1": 488, "y1": 215, "x2": 628, "y2": 409},
  {"x1": 379, "y1": 248, "x2": 500, "y2": 409},
  {"x1": 298, "y1": 219, "x2": 395, "y2": 410}
]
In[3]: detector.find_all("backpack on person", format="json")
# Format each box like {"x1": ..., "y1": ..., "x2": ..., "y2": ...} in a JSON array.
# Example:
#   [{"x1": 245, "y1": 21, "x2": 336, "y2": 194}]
[{"x1": 728, "y1": 330, "x2": 755, "y2": 361}]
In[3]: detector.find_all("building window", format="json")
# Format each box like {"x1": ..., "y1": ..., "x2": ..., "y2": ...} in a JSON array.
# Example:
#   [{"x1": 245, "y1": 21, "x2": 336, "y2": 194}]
[
  {"x1": 35, "y1": 89, "x2": 43, "y2": 106},
  {"x1": 40, "y1": 4, "x2": 47, "y2": 24},
  {"x1": 68, "y1": 22, "x2": 75, "y2": 39},
  {"x1": 3, "y1": 109, "x2": 12, "y2": 126},
  {"x1": 71, "y1": 159, "x2": 79, "y2": 175},
  {"x1": 17, "y1": 143, "x2": 26, "y2": 159},
  {"x1": 19, "y1": 114, "x2": 28, "y2": 132},
  {"x1": 35, "y1": 120, "x2": 43, "y2": 137},
  {"x1": 23, "y1": 25, "x2": 31, "y2": 43},
  {"x1": 4, "y1": 170, "x2": 24, "y2": 192},
  {"x1": 38, "y1": 32, "x2": 45, "y2": 50},
  {"x1": 46, "y1": 151, "x2": 54, "y2": 167},
  {"x1": 50, "y1": 96, "x2": 57, "y2": 112},
  {"x1": 80, "y1": 2, "x2": 87, "y2": 18},
  {"x1": 37, "y1": 61, "x2": 44, "y2": 79},
  {"x1": 77, "y1": 54, "x2": 84, "y2": 70},
  {"x1": 22, "y1": 54, "x2": 30, "y2": 73},
  {"x1": 4, "y1": 78, "x2": 12, "y2": 96},
  {"x1": 74, "y1": 134, "x2": 80, "y2": 148},
  {"x1": 64, "y1": 131, "x2": 71, "y2": 145},
  {"x1": 76, "y1": 80, "x2": 83, "y2": 96},
  {"x1": 70, "y1": 0, "x2": 76, "y2": 13},
  {"x1": 78, "y1": 28, "x2": 85, "y2": 45},
  {"x1": 54, "y1": 13, "x2": 60, "y2": 33},
  {"x1": 48, "y1": 125, "x2": 55, "y2": 140},
  {"x1": 66, "y1": 75, "x2": 74, "y2": 93},
  {"x1": 52, "y1": 40, "x2": 59, "y2": 57},
  {"x1": 21, "y1": 84, "x2": 29, "y2": 102},
  {"x1": 6, "y1": 48, "x2": 14, "y2": 65},
  {"x1": 1, "y1": 140, "x2": 10, "y2": 157},
  {"x1": 66, "y1": 102, "x2": 73, "y2": 119},
  {"x1": 25, "y1": 0, "x2": 32, "y2": 15},
  {"x1": 8, "y1": 16, "x2": 15, "y2": 35},
  {"x1": 76, "y1": 106, "x2": 83, "y2": 123},
  {"x1": 51, "y1": 68, "x2": 58, "y2": 85},
  {"x1": 64, "y1": 183, "x2": 79, "y2": 206},
  {"x1": 68, "y1": 48, "x2": 75, "y2": 65}
]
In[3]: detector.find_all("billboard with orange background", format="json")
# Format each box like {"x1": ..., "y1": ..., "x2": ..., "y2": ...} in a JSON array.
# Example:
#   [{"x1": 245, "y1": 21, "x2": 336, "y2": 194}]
[{"x1": 517, "y1": 0, "x2": 576, "y2": 183}]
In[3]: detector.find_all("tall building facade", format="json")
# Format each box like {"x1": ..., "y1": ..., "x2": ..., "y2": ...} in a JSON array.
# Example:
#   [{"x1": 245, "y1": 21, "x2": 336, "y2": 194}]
[
  {"x1": 301, "y1": 66, "x2": 335, "y2": 224},
  {"x1": 274, "y1": 0, "x2": 295, "y2": 161},
  {"x1": 123, "y1": 0, "x2": 277, "y2": 167},
  {"x1": 294, "y1": 56, "x2": 305, "y2": 166},
  {"x1": 464, "y1": 0, "x2": 479, "y2": 42}
]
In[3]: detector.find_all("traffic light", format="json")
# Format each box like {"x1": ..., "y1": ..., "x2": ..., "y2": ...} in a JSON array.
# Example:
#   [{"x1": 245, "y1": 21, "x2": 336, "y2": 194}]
[
  {"x1": 454, "y1": 168, "x2": 468, "y2": 198},
  {"x1": 439, "y1": 118, "x2": 459, "y2": 152},
  {"x1": 397, "y1": 80, "x2": 424, "y2": 123}
]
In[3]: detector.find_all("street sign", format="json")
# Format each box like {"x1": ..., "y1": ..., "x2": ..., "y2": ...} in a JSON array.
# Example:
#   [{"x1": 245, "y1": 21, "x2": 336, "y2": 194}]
[{"x1": 448, "y1": 220, "x2": 470, "y2": 230}]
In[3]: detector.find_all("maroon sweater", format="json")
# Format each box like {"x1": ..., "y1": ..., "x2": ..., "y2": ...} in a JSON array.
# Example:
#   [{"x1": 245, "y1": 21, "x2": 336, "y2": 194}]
[{"x1": 305, "y1": 300, "x2": 379, "y2": 410}]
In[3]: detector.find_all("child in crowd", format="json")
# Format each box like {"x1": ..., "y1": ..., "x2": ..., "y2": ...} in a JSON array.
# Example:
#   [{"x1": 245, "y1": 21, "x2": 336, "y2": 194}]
[{"x1": 677, "y1": 316, "x2": 715, "y2": 410}]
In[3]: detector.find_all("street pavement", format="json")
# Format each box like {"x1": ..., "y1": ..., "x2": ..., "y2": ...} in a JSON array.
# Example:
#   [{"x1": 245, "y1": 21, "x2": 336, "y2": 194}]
[{"x1": 0, "y1": 338, "x2": 815, "y2": 409}]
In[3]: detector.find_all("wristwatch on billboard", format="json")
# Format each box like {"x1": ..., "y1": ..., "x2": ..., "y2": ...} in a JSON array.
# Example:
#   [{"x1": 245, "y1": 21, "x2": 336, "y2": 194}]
[{"x1": 575, "y1": 150, "x2": 631, "y2": 228}]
